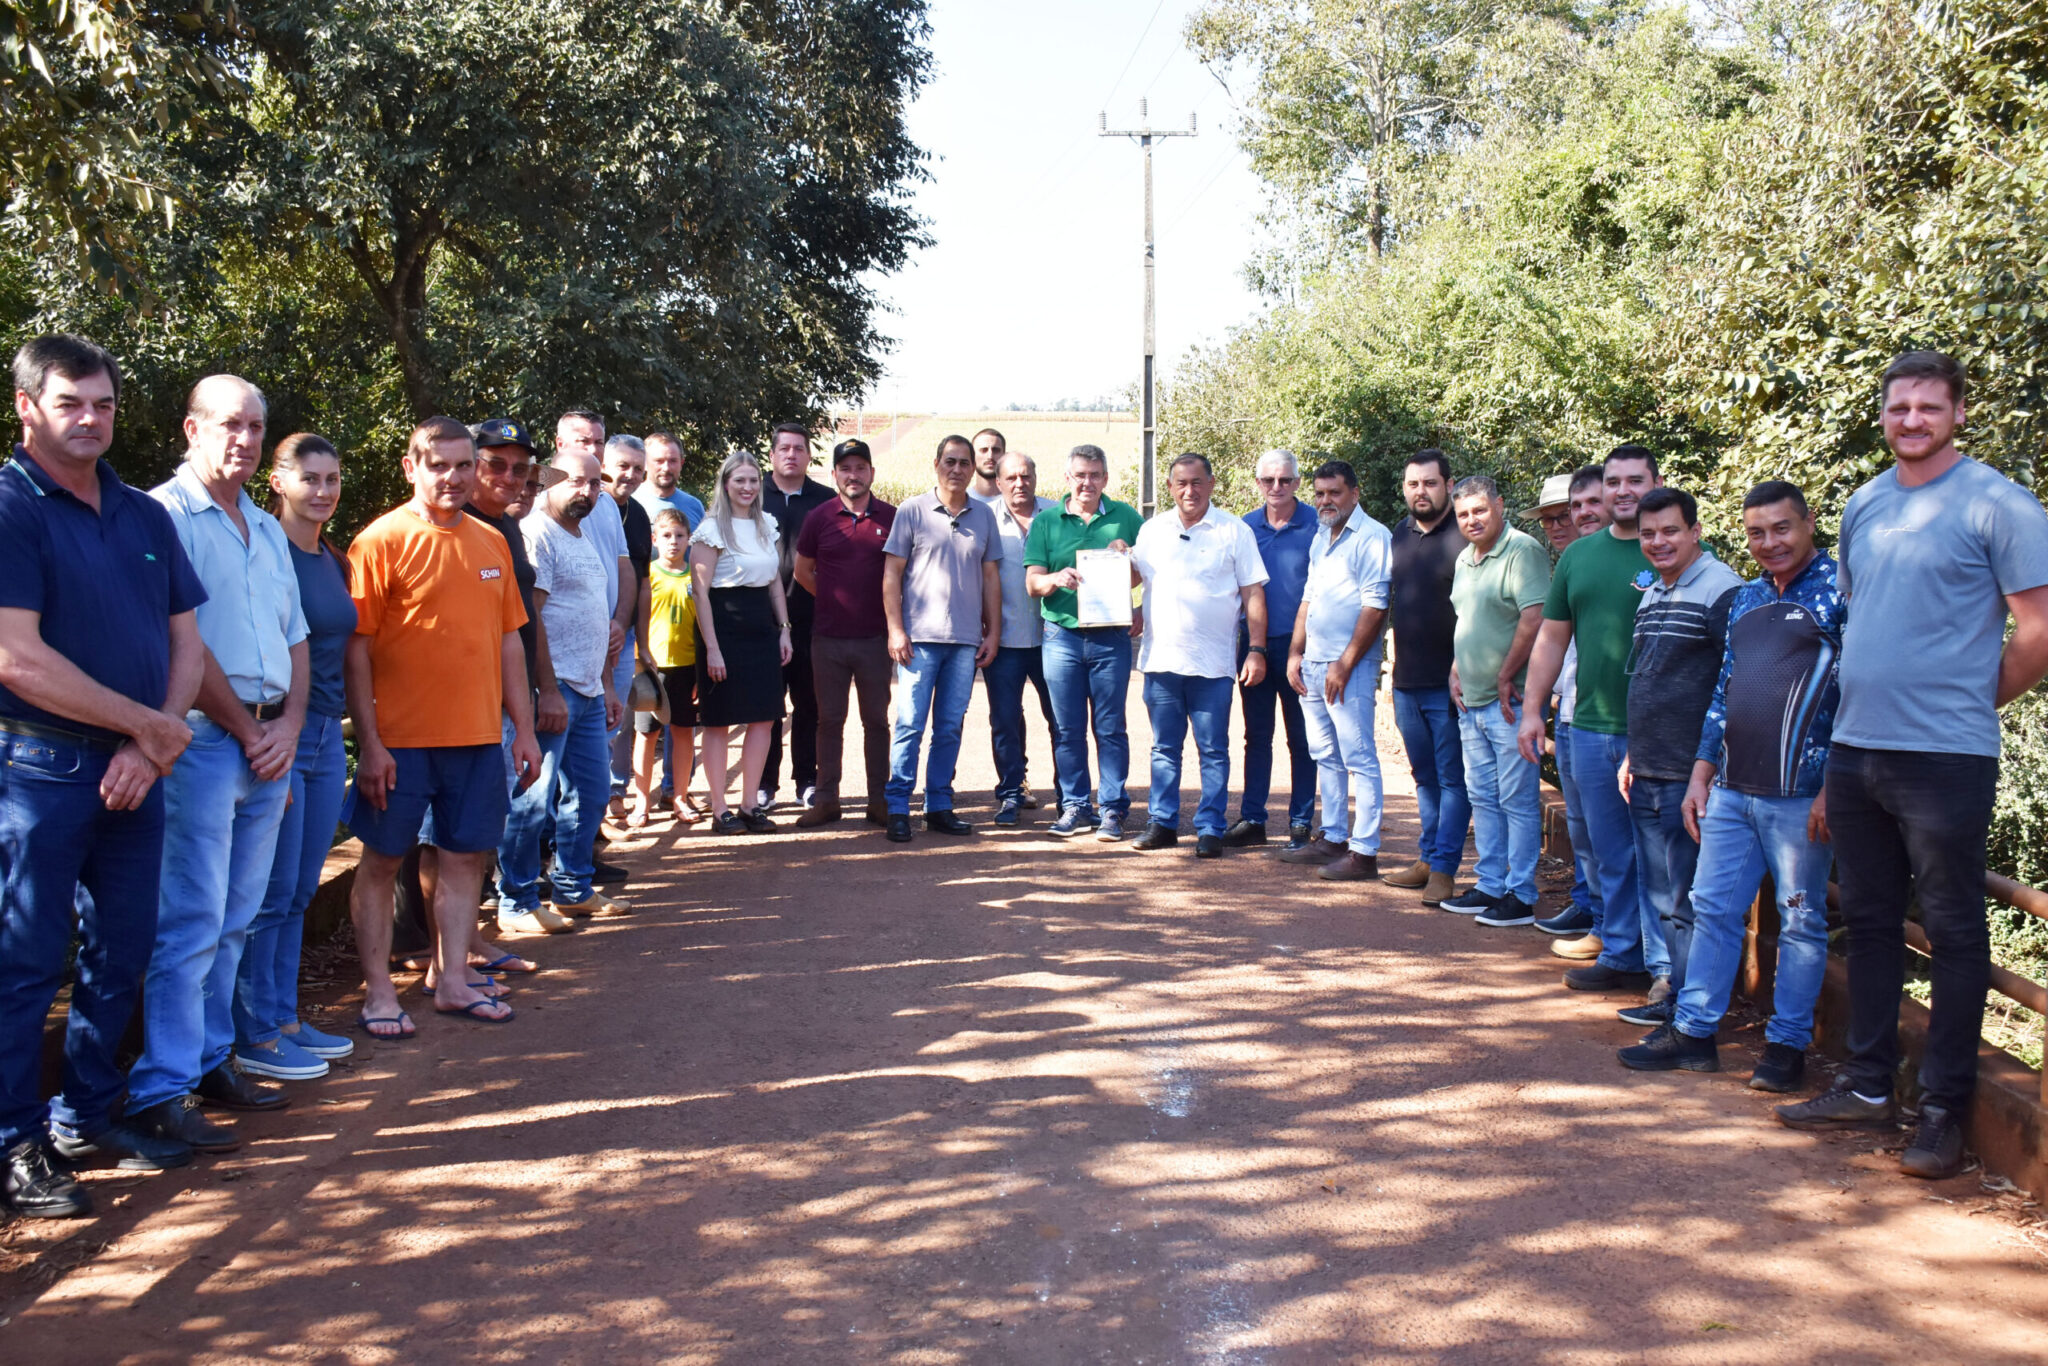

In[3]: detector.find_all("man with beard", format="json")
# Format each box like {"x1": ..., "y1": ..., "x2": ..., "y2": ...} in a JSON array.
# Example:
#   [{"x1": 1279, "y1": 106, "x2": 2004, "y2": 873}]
[
  {"x1": 637, "y1": 431, "x2": 706, "y2": 531},
  {"x1": 501, "y1": 450, "x2": 631, "y2": 924},
  {"x1": 761, "y1": 423, "x2": 834, "y2": 810},
  {"x1": 1382, "y1": 449, "x2": 1470, "y2": 906},
  {"x1": 127, "y1": 376, "x2": 308, "y2": 1152},
  {"x1": 602, "y1": 434, "x2": 656, "y2": 810},
  {"x1": 1518, "y1": 445, "x2": 1661, "y2": 996},
  {"x1": 969, "y1": 427, "x2": 1007, "y2": 507}
]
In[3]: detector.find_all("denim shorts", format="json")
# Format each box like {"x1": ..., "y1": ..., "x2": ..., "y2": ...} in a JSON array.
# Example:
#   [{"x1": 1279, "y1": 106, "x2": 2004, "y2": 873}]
[{"x1": 345, "y1": 743, "x2": 510, "y2": 856}]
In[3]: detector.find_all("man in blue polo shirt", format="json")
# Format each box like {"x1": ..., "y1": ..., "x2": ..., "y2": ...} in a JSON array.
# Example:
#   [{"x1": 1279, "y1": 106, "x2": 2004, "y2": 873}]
[
  {"x1": 0, "y1": 336, "x2": 209, "y2": 1217},
  {"x1": 1224, "y1": 449, "x2": 1318, "y2": 851},
  {"x1": 126, "y1": 375, "x2": 310, "y2": 1155}
]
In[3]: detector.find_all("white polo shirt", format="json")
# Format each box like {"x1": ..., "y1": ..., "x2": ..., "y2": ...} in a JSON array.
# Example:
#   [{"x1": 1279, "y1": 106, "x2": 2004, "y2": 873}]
[
  {"x1": 1303, "y1": 501, "x2": 1393, "y2": 663},
  {"x1": 1132, "y1": 504, "x2": 1269, "y2": 678}
]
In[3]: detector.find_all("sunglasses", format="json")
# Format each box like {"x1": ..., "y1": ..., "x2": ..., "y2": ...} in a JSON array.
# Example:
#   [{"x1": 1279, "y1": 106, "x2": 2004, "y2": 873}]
[
  {"x1": 480, "y1": 453, "x2": 534, "y2": 481},
  {"x1": 1257, "y1": 475, "x2": 1297, "y2": 487}
]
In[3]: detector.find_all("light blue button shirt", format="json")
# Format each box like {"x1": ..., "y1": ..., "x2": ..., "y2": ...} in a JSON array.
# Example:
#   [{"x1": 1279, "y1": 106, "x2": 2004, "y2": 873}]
[
  {"x1": 152, "y1": 463, "x2": 307, "y2": 705},
  {"x1": 1302, "y1": 501, "x2": 1393, "y2": 664},
  {"x1": 993, "y1": 496, "x2": 1056, "y2": 649}
]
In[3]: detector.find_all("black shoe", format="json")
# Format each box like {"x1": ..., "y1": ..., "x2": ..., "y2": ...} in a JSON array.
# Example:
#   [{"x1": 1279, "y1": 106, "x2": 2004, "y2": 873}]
[
  {"x1": 738, "y1": 806, "x2": 776, "y2": 834},
  {"x1": 712, "y1": 810, "x2": 746, "y2": 835},
  {"x1": 2, "y1": 1139, "x2": 91, "y2": 1218},
  {"x1": 1195, "y1": 834, "x2": 1223, "y2": 859},
  {"x1": 1535, "y1": 904, "x2": 1596, "y2": 936},
  {"x1": 196, "y1": 1062, "x2": 290, "y2": 1112},
  {"x1": 1437, "y1": 888, "x2": 1496, "y2": 916},
  {"x1": 1130, "y1": 823, "x2": 1179, "y2": 850},
  {"x1": 885, "y1": 814, "x2": 913, "y2": 843},
  {"x1": 1617, "y1": 1023, "x2": 1720, "y2": 1072},
  {"x1": 51, "y1": 1121, "x2": 192, "y2": 1172},
  {"x1": 1220, "y1": 820, "x2": 1267, "y2": 847},
  {"x1": 1285, "y1": 823, "x2": 1313, "y2": 848},
  {"x1": 593, "y1": 859, "x2": 629, "y2": 885},
  {"x1": 1901, "y1": 1104, "x2": 1967, "y2": 1179},
  {"x1": 1774, "y1": 1077, "x2": 1897, "y2": 1131},
  {"x1": 1616, "y1": 997, "x2": 1675, "y2": 1028},
  {"x1": 1474, "y1": 894, "x2": 1535, "y2": 928},
  {"x1": 1562, "y1": 963, "x2": 1654, "y2": 992},
  {"x1": 924, "y1": 810, "x2": 973, "y2": 835},
  {"x1": 1747, "y1": 1043, "x2": 1806, "y2": 1094},
  {"x1": 995, "y1": 798, "x2": 1022, "y2": 827},
  {"x1": 129, "y1": 1095, "x2": 241, "y2": 1153}
]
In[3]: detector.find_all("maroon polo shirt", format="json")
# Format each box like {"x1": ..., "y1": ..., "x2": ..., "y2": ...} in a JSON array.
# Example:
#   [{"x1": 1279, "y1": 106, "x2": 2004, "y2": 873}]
[{"x1": 795, "y1": 496, "x2": 897, "y2": 638}]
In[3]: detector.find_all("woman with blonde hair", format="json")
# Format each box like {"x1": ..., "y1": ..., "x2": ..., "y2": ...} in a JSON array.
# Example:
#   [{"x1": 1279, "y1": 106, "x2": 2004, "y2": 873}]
[{"x1": 690, "y1": 452, "x2": 792, "y2": 833}]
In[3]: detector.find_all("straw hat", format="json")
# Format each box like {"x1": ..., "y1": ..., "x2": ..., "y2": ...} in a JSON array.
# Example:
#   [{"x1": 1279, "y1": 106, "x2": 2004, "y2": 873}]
[{"x1": 627, "y1": 667, "x2": 669, "y2": 727}]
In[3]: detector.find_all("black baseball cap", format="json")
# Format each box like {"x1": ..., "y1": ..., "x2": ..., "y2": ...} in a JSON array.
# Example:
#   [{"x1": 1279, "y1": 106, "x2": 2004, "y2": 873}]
[
  {"x1": 832, "y1": 437, "x2": 873, "y2": 466},
  {"x1": 471, "y1": 418, "x2": 534, "y2": 453}
]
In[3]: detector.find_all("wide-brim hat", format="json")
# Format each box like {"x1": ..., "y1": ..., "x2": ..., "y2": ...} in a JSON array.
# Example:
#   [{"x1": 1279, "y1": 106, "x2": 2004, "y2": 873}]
[
  {"x1": 1521, "y1": 471, "x2": 1574, "y2": 518},
  {"x1": 627, "y1": 667, "x2": 670, "y2": 727}
]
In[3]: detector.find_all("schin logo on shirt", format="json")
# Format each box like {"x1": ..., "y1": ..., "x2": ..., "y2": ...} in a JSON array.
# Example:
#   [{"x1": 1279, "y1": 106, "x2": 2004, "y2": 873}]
[{"x1": 480, "y1": 567, "x2": 502, "y2": 581}]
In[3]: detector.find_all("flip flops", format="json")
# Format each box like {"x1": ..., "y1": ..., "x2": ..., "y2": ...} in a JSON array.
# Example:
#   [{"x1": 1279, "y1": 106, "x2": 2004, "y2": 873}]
[
  {"x1": 474, "y1": 953, "x2": 539, "y2": 975},
  {"x1": 358, "y1": 1011, "x2": 416, "y2": 1040},
  {"x1": 434, "y1": 999, "x2": 515, "y2": 1024}
]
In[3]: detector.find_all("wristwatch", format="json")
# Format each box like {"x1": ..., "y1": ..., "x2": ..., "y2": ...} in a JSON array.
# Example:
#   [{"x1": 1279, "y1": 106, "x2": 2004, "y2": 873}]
[{"x1": 1246, "y1": 644, "x2": 1268, "y2": 655}]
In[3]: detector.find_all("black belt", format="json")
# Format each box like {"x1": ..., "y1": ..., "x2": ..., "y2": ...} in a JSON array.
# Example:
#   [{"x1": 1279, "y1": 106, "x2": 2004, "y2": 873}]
[
  {"x1": 0, "y1": 715, "x2": 123, "y2": 753},
  {"x1": 245, "y1": 699, "x2": 287, "y2": 722}
]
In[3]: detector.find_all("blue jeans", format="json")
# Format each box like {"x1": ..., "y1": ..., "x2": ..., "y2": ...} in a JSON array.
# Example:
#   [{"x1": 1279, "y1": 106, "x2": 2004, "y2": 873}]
[
  {"x1": 497, "y1": 687, "x2": 609, "y2": 910},
  {"x1": 1554, "y1": 721, "x2": 1602, "y2": 921},
  {"x1": 1392, "y1": 686, "x2": 1469, "y2": 874},
  {"x1": 886, "y1": 643, "x2": 978, "y2": 814},
  {"x1": 1631, "y1": 774, "x2": 1697, "y2": 983},
  {"x1": 1238, "y1": 633, "x2": 1315, "y2": 830},
  {"x1": 1299, "y1": 658, "x2": 1384, "y2": 854},
  {"x1": 609, "y1": 628, "x2": 636, "y2": 794},
  {"x1": 1141, "y1": 672, "x2": 1233, "y2": 836},
  {"x1": 983, "y1": 645, "x2": 1061, "y2": 802},
  {"x1": 235, "y1": 713, "x2": 348, "y2": 1047},
  {"x1": 1041, "y1": 624, "x2": 1132, "y2": 818},
  {"x1": 1675, "y1": 786, "x2": 1833, "y2": 1046},
  {"x1": 1457, "y1": 700, "x2": 1541, "y2": 903},
  {"x1": 128, "y1": 718, "x2": 291, "y2": 1112},
  {"x1": 1566, "y1": 727, "x2": 1643, "y2": 972},
  {"x1": 0, "y1": 729, "x2": 166, "y2": 1148}
]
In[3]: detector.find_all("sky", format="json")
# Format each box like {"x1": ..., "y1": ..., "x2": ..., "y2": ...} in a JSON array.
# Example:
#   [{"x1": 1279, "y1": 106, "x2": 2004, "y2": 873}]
[{"x1": 863, "y1": 0, "x2": 1268, "y2": 413}]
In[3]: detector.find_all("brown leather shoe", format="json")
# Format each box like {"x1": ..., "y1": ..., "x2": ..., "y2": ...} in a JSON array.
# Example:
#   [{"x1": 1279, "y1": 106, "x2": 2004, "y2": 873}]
[
  {"x1": 795, "y1": 801, "x2": 842, "y2": 828},
  {"x1": 1552, "y1": 933, "x2": 1603, "y2": 960},
  {"x1": 1318, "y1": 851, "x2": 1379, "y2": 881},
  {"x1": 1420, "y1": 871, "x2": 1456, "y2": 905},
  {"x1": 1380, "y1": 857, "x2": 1431, "y2": 889},
  {"x1": 1276, "y1": 837, "x2": 1346, "y2": 865}
]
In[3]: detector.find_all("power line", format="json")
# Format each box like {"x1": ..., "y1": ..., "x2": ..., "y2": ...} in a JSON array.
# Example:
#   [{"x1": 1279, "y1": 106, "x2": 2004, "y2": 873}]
[
  {"x1": 1164, "y1": 144, "x2": 1245, "y2": 234},
  {"x1": 1137, "y1": 34, "x2": 1184, "y2": 97},
  {"x1": 1101, "y1": 0, "x2": 1171, "y2": 110}
]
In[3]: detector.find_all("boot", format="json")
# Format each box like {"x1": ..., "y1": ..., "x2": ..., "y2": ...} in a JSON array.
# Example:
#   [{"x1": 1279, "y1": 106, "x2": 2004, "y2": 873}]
[
  {"x1": 1381, "y1": 858, "x2": 1431, "y2": 889},
  {"x1": 1419, "y1": 871, "x2": 1456, "y2": 906}
]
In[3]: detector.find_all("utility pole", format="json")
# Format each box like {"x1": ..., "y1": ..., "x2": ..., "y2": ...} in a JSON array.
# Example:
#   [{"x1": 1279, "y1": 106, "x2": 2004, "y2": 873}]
[{"x1": 1100, "y1": 100, "x2": 1195, "y2": 516}]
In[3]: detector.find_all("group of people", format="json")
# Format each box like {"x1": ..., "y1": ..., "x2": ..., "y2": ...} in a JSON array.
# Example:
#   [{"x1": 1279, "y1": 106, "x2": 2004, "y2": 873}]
[{"x1": 3, "y1": 335, "x2": 2044, "y2": 1224}]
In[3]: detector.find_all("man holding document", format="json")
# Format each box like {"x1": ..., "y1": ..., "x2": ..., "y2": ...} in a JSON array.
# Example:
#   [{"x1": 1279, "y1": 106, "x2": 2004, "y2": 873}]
[{"x1": 1024, "y1": 445, "x2": 1145, "y2": 843}]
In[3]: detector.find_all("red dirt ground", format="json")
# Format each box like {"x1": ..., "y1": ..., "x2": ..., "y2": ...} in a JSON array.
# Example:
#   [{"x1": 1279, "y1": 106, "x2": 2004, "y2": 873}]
[{"x1": 3, "y1": 695, "x2": 2044, "y2": 1364}]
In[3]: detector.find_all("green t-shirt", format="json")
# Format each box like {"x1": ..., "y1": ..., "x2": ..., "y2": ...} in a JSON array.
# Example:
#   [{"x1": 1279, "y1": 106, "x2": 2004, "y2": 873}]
[
  {"x1": 1542, "y1": 527, "x2": 1651, "y2": 735},
  {"x1": 1020, "y1": 496, "x2": 1145, "y2": 629},
  {"x1": 1450, "y1": 526, "x2": 1551, "y2": 707}
]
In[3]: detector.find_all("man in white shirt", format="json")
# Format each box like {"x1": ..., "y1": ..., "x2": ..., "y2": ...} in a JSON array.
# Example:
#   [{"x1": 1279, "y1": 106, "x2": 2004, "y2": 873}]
[
  {"x1": 1129, "y1": 454, "x2": 1269, "y2": 858},
  {"x1": 1283, "y1": 459, "x2": 1394, "y2": 881}
]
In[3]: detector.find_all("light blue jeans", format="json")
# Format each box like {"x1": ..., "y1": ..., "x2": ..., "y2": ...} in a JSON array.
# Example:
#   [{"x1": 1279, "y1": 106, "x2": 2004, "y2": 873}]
[
  {"x1": 1675, "y1": 786, "x2": 1834, "y2": 1046},
  {"x1": 235, "y1": 713, "x2": 348, "y2": 1047},
  {"x1": 1298, "y1": 657, "x2": 1383, "y2": 855},
  {"x1": 886, "y1": 643, "x2": 978, "y2": 814},
  {"x1": 1567, "y1": 727, "x2": 1644, "y2": 973},
  {"x1": 497, "y1": 686, "x2": 609, "y2": 910},
  {"x1": 128, "y1": 717, "x2": 290, "y2": 1112},
  {"x1": 1141, "y1": 671, "x2": 1234, "y2": 836},
  {"x1": 1042, "y1": 624, "x2": 1133, "y2": 818},
  {"x1": 1457, "y1": 699, "x2": 1541, "y2": 903},
  {"x1": 1554, "y1": 721, "x2": 1603, "y2": 923}
]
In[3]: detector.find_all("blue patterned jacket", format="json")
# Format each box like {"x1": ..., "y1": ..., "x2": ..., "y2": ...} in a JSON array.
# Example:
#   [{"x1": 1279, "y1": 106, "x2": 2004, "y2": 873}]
[{"x1": 1695, "y1": 552, "x2": 1844, "y2": 799}]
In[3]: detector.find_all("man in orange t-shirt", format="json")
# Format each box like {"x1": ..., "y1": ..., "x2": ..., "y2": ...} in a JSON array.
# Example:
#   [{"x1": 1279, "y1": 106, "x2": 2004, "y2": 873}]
[{"x1": 343, "y1": 417, "x2": 539, "y2": 1037}]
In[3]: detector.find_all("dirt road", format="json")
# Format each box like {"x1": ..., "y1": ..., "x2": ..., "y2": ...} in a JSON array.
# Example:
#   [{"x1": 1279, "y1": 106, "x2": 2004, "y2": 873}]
[{"x1": 4, "y1": 698, "x2": 2044, "y2": 1363}]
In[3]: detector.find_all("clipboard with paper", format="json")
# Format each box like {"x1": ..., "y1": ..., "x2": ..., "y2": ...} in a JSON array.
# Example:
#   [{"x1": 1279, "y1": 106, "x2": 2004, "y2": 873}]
[{"x1": 1075, "y1": 548, "x2": 1133, "y2": 627}]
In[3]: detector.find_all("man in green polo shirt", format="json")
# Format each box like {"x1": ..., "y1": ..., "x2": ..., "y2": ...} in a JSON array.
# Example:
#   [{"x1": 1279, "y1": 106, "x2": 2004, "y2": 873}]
[
  {"x1": 1023, "y1": 444, "x2": 1145, "y2": 840},
  {"x1": 1443, "y1": 476, "x2": 1551, "y2": 928},
  {"x1": 1519, "y1": 443, "x2": 1661, "y2": 991}
]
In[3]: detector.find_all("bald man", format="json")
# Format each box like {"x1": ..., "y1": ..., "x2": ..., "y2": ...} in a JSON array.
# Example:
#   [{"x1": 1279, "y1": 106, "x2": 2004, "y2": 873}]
[{"x1": 127, "y1": 374, "x2": 309, "y2": 1154}]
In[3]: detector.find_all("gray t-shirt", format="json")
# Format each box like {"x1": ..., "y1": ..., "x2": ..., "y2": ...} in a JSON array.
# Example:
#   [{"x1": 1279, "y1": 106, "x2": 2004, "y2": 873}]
[
  {"x1": 522, "y1": 510, "x2": 613, "y2": 697},
  {"x1": 882, "y1": 490, "x2": 1001, "y2": 646},
  {"x1": 1836, "y1": 457, "x2": 2048, "y2": 755}
]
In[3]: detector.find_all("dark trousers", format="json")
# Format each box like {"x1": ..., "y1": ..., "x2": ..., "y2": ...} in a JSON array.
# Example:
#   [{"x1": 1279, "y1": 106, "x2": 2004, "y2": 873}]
[
  {"x1": 984, "y1": 645, "x2": 1062, "y2": 802},
  {"x1": 812, "y1": 633, "x2": 891, "y2": 806},
  {"x1": 0, "y1": 730, "x2": 164, "y2": 1148},
  {"x1": 1238, "y1": 633, "x2": 1315, "y2": 830},
  {"x1": 763, "y1": 627, "x2": 817, "y2": 799},
  {"x1": 1828, "y1": 744, "x2": 1999, "y2": 1110}
]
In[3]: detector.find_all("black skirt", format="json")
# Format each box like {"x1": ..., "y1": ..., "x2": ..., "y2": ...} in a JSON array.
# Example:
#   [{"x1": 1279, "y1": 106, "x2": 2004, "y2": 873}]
[{"x1": 695, "y1": 585, "x2": 785, "y2": 727}]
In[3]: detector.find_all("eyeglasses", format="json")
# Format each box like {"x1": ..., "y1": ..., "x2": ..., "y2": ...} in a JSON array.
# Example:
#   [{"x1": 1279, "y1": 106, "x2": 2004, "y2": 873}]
[
  {"x1": 480, "y1": 453, "x2": 533, "y2": 481},
  {"x1": 1257, "y1": 476, "x2": 1297, "y2": 487}
]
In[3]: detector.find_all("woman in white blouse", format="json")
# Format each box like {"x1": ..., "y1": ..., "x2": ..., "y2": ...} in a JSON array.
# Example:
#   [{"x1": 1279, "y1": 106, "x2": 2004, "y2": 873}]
[{"x1": 690, "y1": 452, "x2": 794, "y2": 833}]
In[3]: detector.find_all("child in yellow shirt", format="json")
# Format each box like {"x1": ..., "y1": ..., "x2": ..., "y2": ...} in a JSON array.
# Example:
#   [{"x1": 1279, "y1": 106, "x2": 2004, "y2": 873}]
[{"x1": 632, "y1": 508, "x2": 701, "y2": 824}]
